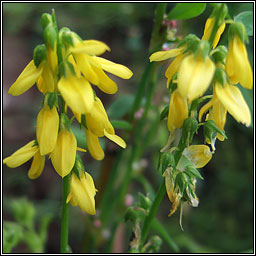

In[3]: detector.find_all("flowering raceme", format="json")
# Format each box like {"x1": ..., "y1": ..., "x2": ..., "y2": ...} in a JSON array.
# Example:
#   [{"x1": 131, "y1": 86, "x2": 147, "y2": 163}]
[
  {"x1": 3, "y1": 12, "x2": 133, "y2": 215},
  {"x1": 150, "y1": 4, "x2": 253, "y2": 218}
]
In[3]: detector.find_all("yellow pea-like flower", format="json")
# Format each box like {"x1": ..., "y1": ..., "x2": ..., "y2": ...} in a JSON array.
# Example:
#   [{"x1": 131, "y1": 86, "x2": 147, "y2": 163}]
[
  {"x1": 103, "y1": 129, "x2": 126, "y2": 149},
  {"x1": 3, "y1": 140, "x2": 39, "y2": 168},
  {"x1": 66, "y1": 171, "x2": 97, "y2": 215},
  {"x1": 202, "y1": 17, "x2": 226, "y2": 49},
  {"x1": 199, "y1": 89, "x2": 227, "y2": 141},
  {"x1": 215, "y1": 82, "x2": 251, "y2": 126},
  {"x1": 85, "y1": 97, "x2": 114, "y2": 137},
  {"x1": 71, "y1": 39, "x2": 133, "y2": 94},
  {"x1": 28, "y1": 150, "x2": 45, "y2": 179},
  {"x1": 84, "y1": 128, "x2": 105, "y2": 161},
  {"x1": 177, "y1": 54, "x2": 215, "y2": 102},
  {"x1": 8, "y1": 60, "x2": 43, "y2": 96},
  {"x1": 58, "y1": 75, "x2": 94, "y2": 115},
  {"x1": 226, "y1": 35, "x2": 253, "y2": 89},
  {"x1": 149, "y1": 47, "x2": 184, "y2": 62},
  {"x1": 36, "y1": 104, "x2": 59, "y2": 155},
  {"x1": 50, "y1": 129, "x2": 77, "y2": 178},
  {"x1": 167, "y1": 89, "x2": 188, "y2": 131},
  {"x1": 3, "y1": 140, "x2": 45, "y2": 179},
  {"x1": 183, "y1": 145, "x2": 212, "y2": 168}
]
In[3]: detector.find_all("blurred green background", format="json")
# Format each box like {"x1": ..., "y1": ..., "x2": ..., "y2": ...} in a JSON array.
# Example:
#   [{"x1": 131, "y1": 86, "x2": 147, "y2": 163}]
[{"x1": 2, "y1": 2, "x2": 254, "y2": 253}]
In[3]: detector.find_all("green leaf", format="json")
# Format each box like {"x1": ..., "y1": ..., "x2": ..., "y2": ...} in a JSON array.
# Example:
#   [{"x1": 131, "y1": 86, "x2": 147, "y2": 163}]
[
  {"x1": 110, "y1": 120, "x2": 132, "y2": 131},
  {"x1": 168, "y1": 3, "x2": 206, "y2": 20},
  {"x1": 107, "y1": 94, "x2": 135, "y2": 119},
  {"x1": 234, "y1": 11, "x2": 253, "y2": 36}
]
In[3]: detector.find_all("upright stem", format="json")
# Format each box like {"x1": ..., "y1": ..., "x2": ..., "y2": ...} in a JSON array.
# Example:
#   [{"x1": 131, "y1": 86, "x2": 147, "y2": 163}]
[
  {"x1": 139, "y1": 180, "x2": 166, "y2": 248},
  {"x1": 60, "y1": 174, "x2": 70, "y2": 253}
]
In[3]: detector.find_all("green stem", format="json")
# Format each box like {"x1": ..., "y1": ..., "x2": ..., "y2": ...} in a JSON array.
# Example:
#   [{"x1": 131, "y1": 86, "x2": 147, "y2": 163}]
[
  {"x1": 60, "y1": 174, "x2": 70, "y2": 253},
  {"x1": 139, "y1": 180, "x2": 166, "y2": 249}
]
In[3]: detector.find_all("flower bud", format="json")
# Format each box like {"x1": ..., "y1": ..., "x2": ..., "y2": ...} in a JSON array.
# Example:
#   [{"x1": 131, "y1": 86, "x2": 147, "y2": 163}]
[
  {"x1": 59, "y1": 27, "x2": 74, "y2": 47},
  {"x1": 180, "y1": 117, "x2": 198, "y2": 146},
  {"x1": 138, "y1": 192, "x2": 152, "y2": 210},
  {"x1": 43, "y1": 24, "x2": 57, "y2": 50},
  {"x1": 158, "y1": 151, "x2": 175, "y2": 174},
  {"x1": 40, "y1": 13, "x2": 53, "y2": 30},
  {"x1": 33, "y1": 44, "x2": 47, "y2": 68}
]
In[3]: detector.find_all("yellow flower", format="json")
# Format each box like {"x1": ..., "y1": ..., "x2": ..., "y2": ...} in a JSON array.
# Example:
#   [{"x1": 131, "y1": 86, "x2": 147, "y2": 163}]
[
  {"x1": 183, "y1": 145, "x2": 212, "y2": 168},
  {"x1": 177, "y1": 54, "x2": 215, "y2": 102},
  {"x1": 84, "y1": 128, "x2": 105, "y2": 160},
  {"x1": 37, "y1": 61, "x2": 57, "y2": 93},
  {"x1": 3, "y1": 140, "x2": 45, "y2": 179},
  {"x1": 199, "y1": 88, "x2": 227, "y2": 141},
  {"x1": 215, "y1": 82, "x2": 251, "y2": 126},
  {"x1": 226, "y1": 35, "x2": 253, "y2": 89},
  {"x1": 85, "y1": 128, "x2": 126, "y2": 161},
  {"x1": 167, "y1": 89, "x2": 188, "y2": 131},
  {"x1": 149, "y1": 47, "x2": 185, "y2": 87},
  {"x1": 71, "y1": 39, "x2": 133, "y2": 94},
  {"x1": 28, "y1": 150, "x2": 45, "y2": 179},
  {"x1": 50, "y1": 129, "x2": 77, "y2": 178},
  {"x1": 58, "y1": 75, "x2": 94, "y2": 115},
  {"x1": 36, "y1": 104, "x2": 59, "y2": 155},
  {"x1": 85, "y1": 97, "x2": 114, "y2": 137},
  {"x1": 202, "y1": 18, "x2": 226, "y2": 49},
  {"x1": 8, "y1": 60, "x2": 43, "y2": 96},
  {"x1": 149, "y1": 47, "x2": 184, "y2": 62},
  {"x1": 66, "y1": 171, "x2": 97, "y2": 215}
]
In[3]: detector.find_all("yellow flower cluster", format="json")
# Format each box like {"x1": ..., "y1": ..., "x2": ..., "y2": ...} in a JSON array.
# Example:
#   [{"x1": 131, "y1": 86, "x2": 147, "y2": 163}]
[
  {"x1": 150, "y1": 14, "x2": 253, "y2": 216},
  {"x1": 3, "y1": 21, "x2": 133, "y2": 215}
]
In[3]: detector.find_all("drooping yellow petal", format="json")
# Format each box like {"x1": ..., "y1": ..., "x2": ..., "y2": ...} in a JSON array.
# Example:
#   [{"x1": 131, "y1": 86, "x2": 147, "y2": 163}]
[
  {"x1": 74, "y1": 54, "x2": 99, "y2": 84},
  {"x1": 150, "y1": 48, "x2": 183, "y2": 62},
  {"x1": 198, "y1": 97, "x2": 214, "y2": 123},
  {"x1": 36, "y1": 105, "x2": 59, "y2": 155},
  {"x1": 84, "y1": 129, "x2": 105, "y2": 160},
  {"x1": 167, "y1": 89, "x2": 188, "y2": 131},
  {"x1": 202, "y1": 18, "x2": 226, "y2": 49},
  {"x1": 8, "y1": 60, "x2": 43, "y2": 96},
  {"x1": 37, "y1": 76, "x2": 47, "y2": 94},
  {"x1": 226, "y1": 36, "x2": 253, "y2": 89},
  {"x1": 3, "y1": 141, "x2": 38, "y2": 168},
  {"x1": 28, "y1": 151, "x2": 45, "y2": 179},
  {"x1": 50, "y1": 129, "x2": 77, "y2": 178},
  {"x1": 93, "y1": 56, "x2": 133, "y2": 79},
  {"x1": 165, "y1": 54, "x2": 185, "y2": 87},
  {"x1": 183, "y1": 145, "x2": 212, "y2": 168},
  {"x1": 178, "y1": 54, "x2": 215, "y2": 101},
  {"x1": 215, "y1": 83, "x2": 251, "y2": 126},
  {"x1": 104, "y1": 129, "x2": 126, "y2": 148},
  {"x1": 86, "y1": 97, "x2": 114, "y2": 137},
  {"x1": 67, "y1": 172, "x2": 97, "y2": 215},
  {"x1": 91, "y1": 65, "x2": 118, "y2": 94},
  {"x1": 71, "y1": 40, "x2": 110, "y2": 56},
  {"x1": 58, "y1": 76, "x2": 94, "y2": 114}
]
